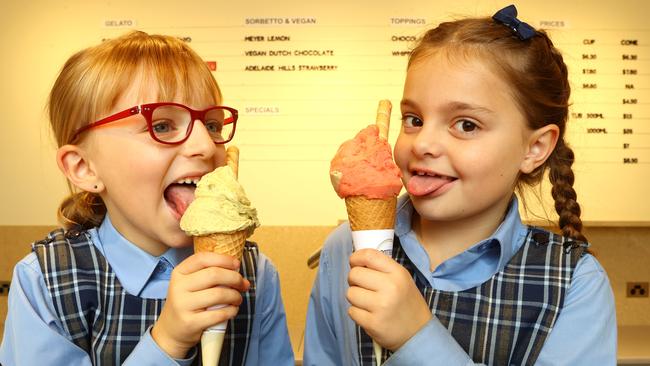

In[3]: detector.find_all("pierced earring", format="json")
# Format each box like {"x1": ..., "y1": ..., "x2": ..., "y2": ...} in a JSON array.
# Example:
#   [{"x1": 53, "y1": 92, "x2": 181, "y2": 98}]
[{"x1": 93, "y1": 185, "x2": 98, "y2": 190}]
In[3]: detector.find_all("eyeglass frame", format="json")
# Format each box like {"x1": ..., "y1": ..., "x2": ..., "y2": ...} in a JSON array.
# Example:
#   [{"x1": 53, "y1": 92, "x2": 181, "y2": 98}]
[{"x1": 70, "y1": 102, "x2": 239, "y2": 145}]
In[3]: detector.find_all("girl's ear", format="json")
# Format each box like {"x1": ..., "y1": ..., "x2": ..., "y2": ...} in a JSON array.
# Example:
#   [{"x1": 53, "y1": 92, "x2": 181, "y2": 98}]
[
  {"x1": 520, "y1": 124, "x2": 560, "y2": 174},
  {"x1": 56, "y1": 145, "x2": 104, "y2": 193}
]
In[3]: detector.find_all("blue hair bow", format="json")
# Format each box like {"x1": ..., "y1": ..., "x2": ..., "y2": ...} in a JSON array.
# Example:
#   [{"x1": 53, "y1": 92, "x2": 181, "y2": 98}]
[{"x1": 492, "y1": 4, "x2": 536, "y2": 40}]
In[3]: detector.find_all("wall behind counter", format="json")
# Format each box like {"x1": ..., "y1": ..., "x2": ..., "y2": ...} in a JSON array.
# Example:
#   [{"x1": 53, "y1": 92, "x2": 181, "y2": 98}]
[{"x1": 1, "y1": 225, "x2": 649, "y2": 353}]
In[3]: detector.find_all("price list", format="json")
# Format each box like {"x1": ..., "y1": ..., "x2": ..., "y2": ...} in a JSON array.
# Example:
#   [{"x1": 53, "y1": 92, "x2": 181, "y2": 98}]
[
  {"x1": 552, "y1": 28, "x2": 649, "y2": 223},
  {"x1": 567, "y1": 33, "x2": 648, "y2": 166}
]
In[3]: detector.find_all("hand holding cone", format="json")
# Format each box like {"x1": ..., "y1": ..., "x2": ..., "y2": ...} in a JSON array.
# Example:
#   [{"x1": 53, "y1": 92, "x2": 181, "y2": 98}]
[
  {"x1": 329, "y1": 100, "x2": 400, "y2": 366},
  {"x1": 365, "y1": 100, "x2": 394, "y2": 366},
  {"x1": 190, "y1": 145, "x2": 248, "y2": 366}
]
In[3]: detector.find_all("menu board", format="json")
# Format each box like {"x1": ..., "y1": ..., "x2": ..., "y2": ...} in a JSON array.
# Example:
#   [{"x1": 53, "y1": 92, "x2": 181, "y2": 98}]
[
  {"x1": 2, "y1": 0, "x2": 648, "y2": 225},
  {"x1": 57, "y1": 2, "x2": 650, "y2": 226}
]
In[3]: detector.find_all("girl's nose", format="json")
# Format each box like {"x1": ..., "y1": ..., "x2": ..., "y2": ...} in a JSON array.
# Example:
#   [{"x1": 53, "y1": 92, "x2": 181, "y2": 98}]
[
  {"x1": 411, "y1": 124, "x2": 445, "y2": 158},
  {"x1": 182, "y1": 120, "x2": 218, "y2": 159}
]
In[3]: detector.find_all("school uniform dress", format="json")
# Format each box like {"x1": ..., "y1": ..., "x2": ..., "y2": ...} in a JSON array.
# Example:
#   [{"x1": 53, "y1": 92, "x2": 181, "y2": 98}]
[
  {"x1": 304, "y1": 196, "x2": 616, "y2": 366},
  {"x1": 0, "y1": 215, "x2": 294, "y2": 366}
]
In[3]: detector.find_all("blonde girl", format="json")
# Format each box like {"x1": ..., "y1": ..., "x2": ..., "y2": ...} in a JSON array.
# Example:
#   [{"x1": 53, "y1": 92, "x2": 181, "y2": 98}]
[{"x1": 1, "y1": 31, "x2": 293, "y2": 366}]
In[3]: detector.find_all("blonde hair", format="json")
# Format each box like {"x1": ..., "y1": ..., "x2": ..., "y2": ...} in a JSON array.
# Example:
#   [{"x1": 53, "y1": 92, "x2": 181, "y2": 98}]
[
  {"x1": 49, "y1": 31, "x2": 222, "y2": 230},
  {"x1": 409, "y1": 18, "x2": 586, "y2": 242}
]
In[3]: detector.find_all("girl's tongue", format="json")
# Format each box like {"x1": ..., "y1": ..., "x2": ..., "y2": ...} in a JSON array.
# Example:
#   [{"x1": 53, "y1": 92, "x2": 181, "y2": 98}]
[
  {"x1": 407, "y1": 174, "x2": 454, "y2": 196},
  {"x1": 164, "y1": 184, "x2": 195, "y2": 218}
]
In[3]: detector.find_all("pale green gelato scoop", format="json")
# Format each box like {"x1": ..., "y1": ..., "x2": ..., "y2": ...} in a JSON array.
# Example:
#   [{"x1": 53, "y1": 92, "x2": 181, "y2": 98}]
[{"x1": 180, "y1": 166, "x2": 259, "y2": 236}]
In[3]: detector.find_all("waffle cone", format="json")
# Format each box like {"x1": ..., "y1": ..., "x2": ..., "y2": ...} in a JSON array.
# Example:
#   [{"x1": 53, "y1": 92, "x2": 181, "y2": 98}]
[
  {"x1": 193, "y1": 230, "x2": 248, "y2": 260},
  {"x1": 345, "y1": 196, "x2": 397, "y2": 231}
]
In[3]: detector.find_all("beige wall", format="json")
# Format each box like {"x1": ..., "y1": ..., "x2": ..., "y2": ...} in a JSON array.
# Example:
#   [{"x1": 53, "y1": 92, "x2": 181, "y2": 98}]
[
  {"x1": 3, "y1": 0, "x2": 650, "y2": 228},
  {"x1": 2, "y1": 225, "x2": 649, "y2": 356}
]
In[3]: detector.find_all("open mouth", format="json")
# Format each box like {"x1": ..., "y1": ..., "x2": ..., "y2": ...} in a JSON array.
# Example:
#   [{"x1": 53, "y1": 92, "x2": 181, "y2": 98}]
[
  {"x1": 164, "y1": 177, "x2": 200, "y2": 220},
  {"x1": 407, "y1": 170, "x2": 457, "y2": 197}
]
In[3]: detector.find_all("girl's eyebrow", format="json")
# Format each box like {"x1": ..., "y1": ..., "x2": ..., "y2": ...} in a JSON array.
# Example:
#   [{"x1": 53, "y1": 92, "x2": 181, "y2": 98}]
[
  {"x1": 445, "y1": 101, "x2": 495, "y2": 115},
  {"x1": 400, "y1": 98, "x2": 418, "y2": 111},
  {"x1": 401, "y1": 98, "x2": 494, "y2": 115}
]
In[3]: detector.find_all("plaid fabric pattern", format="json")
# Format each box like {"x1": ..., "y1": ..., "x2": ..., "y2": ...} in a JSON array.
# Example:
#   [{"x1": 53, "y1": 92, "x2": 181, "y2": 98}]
[
  {"x1": 357, "y1": 227, "x2": 587, "y2": 366},
  {"x1": 33, "y1": 228, "x2": 258, "y2": 366}
]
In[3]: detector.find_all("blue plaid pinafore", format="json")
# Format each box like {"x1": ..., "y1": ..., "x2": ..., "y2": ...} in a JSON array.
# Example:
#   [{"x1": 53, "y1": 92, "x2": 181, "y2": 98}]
[
  {"x1": 357, "y1": 227, "x2": 587, "y2": 366},
  {"x1": 33, "y1": 228, "x2": 258, "y2": 366}
]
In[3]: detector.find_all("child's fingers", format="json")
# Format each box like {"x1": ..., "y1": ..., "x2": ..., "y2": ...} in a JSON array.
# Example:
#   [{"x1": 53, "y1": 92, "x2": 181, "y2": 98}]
[
  {"x1": 195, "y1": 304, "x2": 240, "y2": 329},
  {"x1": 348, "y1": 305, "x2": 373, "y2": 330},
  {"x1": 190, "y1": 287, "x2": 244, "y2": 309},
  {"x1": 184, "y1": 266, "x2": 248, "y2": 292},
  {"x1": 349, "y1": 248, "x2": 399, "y2": 273},
  {"x1": 348, "y1": 265, "x2": 387, "y2": 292},
  {"x1": 346, "y1": 285, "x2": 377, "y2": 311},
  {"x1": 175, "y1": 251, "x2": 240, "y2": 275}
]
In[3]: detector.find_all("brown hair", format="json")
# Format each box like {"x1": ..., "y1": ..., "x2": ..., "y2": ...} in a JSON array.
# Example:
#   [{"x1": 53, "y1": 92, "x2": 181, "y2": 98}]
[
  {"x1": 408, "y1": 18, "x2": 586, "y2": 242},
  {"x1": 49, "y1": 31, "x2": 222, "y2": 230}
]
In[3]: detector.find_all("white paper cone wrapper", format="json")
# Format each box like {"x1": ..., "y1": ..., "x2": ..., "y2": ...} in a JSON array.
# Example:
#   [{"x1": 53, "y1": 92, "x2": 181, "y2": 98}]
[
  {"x1": 351, "y1": 229, "x2": 393, "y2": 366},
  {"x1": 202, "y1": 306, "x2": 227, "y2": 366},
  {"x1": 351, "y1": 229, "x2": 394, "y2": 256},
  {"x1": 201, "y1": 331, "x2": 225, "y2": 366}
]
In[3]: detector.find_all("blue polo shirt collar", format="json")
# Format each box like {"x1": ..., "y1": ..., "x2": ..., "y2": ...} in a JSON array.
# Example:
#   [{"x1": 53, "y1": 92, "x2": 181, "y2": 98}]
[
  {"x1": 394, "y1": 194, "x2": 528, "y2": 290},
  {"x1": 89, "y1": 215, "x2": 192, "y2": 296}
]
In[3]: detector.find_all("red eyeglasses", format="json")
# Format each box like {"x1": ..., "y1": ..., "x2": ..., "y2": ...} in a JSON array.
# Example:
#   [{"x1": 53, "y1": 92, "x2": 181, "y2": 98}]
[{"x1": 71, "y1": 102, "x2": 238, "y2": 145}]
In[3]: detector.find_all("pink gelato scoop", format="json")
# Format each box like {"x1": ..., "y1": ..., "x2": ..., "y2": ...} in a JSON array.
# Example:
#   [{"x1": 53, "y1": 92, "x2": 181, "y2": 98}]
[{"x1": 330, "y1": 124, "x2": 402, "y2": 199}]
